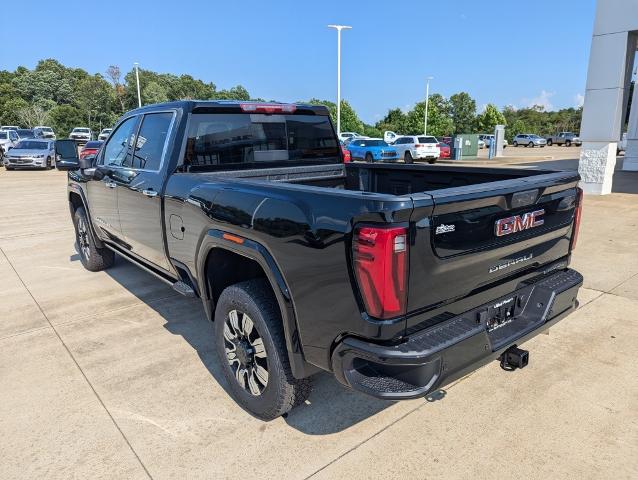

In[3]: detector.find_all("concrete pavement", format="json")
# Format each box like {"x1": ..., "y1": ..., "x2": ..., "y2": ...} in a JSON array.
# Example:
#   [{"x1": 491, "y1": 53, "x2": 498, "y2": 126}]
[{"x1": 0, "y1": 167, "x2": 636, "y2": 479}]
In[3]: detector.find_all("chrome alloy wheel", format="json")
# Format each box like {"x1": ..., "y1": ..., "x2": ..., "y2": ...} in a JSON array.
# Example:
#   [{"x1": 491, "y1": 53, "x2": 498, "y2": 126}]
[
  {"x1": 77, "y1": 216, "x2": 91, "y2": 260},
  {"x1": 224, "y1": 309, "x2": 268, "y2": 396}
]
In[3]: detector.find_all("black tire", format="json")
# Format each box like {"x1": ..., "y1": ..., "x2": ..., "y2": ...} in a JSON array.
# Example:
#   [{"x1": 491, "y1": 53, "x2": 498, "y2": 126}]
[
  {"x1": 546, "y1": 139, "x2": 552, "y2": 146},
  {"x1": 428, "y1": 158, "x2": 437, "y2": 164},
  {"x1": 73, "y1": 206, "x2": 114, "y2": 272},
  {"x1": 365, "y1": 152, "x2": 373, "y2": 163},
  {"x1": 214, "y1": 279, "x2": 311, "y2": 420},
  {"x1": 404, "y1": 151, "x2": 413, "y2": 164},
  {"x1": 46, "y1": 156, "x2": 52, "y2": 169},
  {"x1": 4, "y1": 166, "x2": 12, "y2": 171},
  {"x1": 513, "y1": 141, "x2": 518, "y2": 147},
  {"x1": 565, "y1": 140, "x2": 571, "y2": 147}
]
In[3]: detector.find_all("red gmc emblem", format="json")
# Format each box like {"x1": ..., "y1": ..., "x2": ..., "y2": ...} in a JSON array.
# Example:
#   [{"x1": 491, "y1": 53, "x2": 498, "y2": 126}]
[{"x1": 495, "y1": 209, "x2": 545, "y2": 237}]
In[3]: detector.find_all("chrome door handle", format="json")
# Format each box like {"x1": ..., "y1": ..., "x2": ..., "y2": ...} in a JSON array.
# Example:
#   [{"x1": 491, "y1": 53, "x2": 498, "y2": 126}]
[
  {"x1": 105, "y1": 181, "x2": 117, "y2": 188},
  {"x1": 142, "y1": 189, "x2": 158, "y2": 197}
]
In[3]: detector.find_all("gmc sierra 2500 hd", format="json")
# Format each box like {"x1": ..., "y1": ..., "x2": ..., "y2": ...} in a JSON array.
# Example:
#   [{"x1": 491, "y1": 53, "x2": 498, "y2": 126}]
[{"x1": 55, "y1": 101, "x2": 584, "y2": 420}]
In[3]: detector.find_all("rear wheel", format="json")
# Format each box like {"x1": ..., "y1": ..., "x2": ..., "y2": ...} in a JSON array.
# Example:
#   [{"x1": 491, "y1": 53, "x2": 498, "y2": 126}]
[
  {"x1": 214, "y1": 279, "x2": 311, "y2": 420},
  {"x1": 73, "y1": 206, "x2": 114, "y2": 272},
  {"x1": 365, "y1": 153, "x2": 373, "y2": 163},
  {"x1": 428, "y1": 158, "x2": 437, "y2": 164},
  {"x1": 404, "y1": 151, "x2": 413, "y2": 164},
  {"x1": 513, "y1": 141, "x2": 519, "y2": 147}
]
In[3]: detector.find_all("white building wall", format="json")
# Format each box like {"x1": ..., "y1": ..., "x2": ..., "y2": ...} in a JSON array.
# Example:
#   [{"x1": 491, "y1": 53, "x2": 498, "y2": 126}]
[{"x1": 579, "y1": 0, "x2": 638, "y2": 193}]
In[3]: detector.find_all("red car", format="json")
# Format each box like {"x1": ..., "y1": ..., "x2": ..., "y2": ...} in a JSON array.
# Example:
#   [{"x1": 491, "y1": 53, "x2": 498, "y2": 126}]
[
  {"x1": 80, "y1": 140, "x2": 103, "y2": 159},
  {"x1": 340, "y1": 143, "x2": 352, "y2": 163},
  {"x1": 438, "y1": 142, "x2": 451, "y2": 159}
]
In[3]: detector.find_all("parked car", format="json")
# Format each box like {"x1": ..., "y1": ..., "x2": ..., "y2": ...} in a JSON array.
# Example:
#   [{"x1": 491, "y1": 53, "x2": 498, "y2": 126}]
[
  {"x1": 3, "y1": 139, "x2": 56, "y2": 170},
  {"x1": 98, "y1": 128, "x2": 113, "y2": 141},
  {"x1": 391, "y1": 135, "x2": 440, "y2": 163},
  {"x1": 69, "y1": 127, "x2": 92, "y2": 144},
  {"x1": 0, "y1": 129, "x2": 20, "y2": 159},
  {"x1": 347, "y1": 138, "x2": 399, "y2": 162},
  {"x1": 478, "y1": 139, "x2": 486, "y2": 149},
  {"x1": 34, "y1": 126, "x2": 56, "y2": 140},
  {"x1": 80, "y1": 140, "x2": 103, "y2": 159},
  {"x1": 513, "y1": 134, "x2": 547, "y2": 147},
  {"x1": 0, "y1": 125, "x2": 19, "y2": 131},
  {"x1": 343, "y1": 135, "x2": 368, "y2": 146},
  {"x1": 53, "y1": 100, "x2": 583, "y2": 420},
  {"x1": 383, "y1": 130, "x2": 400, "y2": 144},
  {"x1": 546, "y1": 132, "x2": 581, "y2": 147},
  {"x1": 16, "y1": 128, "x2": 41, "y2": 139},
  {"x1": 338, "y1": 131, "x2": 362, "y2": 142},
  {"x1": 479, "y1": 134, "x2": 508, "y2": 149},
  {"x1": 438, "y1": 141, "x2": 451, "y2": 159},
  {"x1": 339, "y1": 141, "x2": 351, "y2": 163}
]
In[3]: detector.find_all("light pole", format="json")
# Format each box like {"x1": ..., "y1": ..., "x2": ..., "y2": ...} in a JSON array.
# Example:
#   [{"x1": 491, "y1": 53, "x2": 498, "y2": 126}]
[
  {"x1": 424, "y1": 76, "x2": 433, "y2": 135},
  {"x1": 134, "y1": 62, "x2": 142, "y2": 108},
  {"x1": 327, "y1": 25, "x2": 352, "y2": 135}
]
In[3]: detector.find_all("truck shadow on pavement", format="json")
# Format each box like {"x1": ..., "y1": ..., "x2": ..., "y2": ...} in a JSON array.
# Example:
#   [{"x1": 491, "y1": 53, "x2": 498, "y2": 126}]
[{"x1": 98, "y1": 256, "x2": 422, "y2": 434}]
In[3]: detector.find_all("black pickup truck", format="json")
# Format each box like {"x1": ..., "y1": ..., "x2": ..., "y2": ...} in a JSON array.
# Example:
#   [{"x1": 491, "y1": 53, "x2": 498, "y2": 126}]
[{"x1": 55, "y1": 101, "x2": 584, "y2": 420}]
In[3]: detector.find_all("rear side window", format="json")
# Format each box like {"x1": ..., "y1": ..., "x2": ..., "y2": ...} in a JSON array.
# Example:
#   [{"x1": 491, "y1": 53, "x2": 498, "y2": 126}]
[
  {"x1": 184, "y1": 113, "x2": 339, "y2": 172},
  {"x1": 127, "y1": 112, "x2": 173, "y2": 170}
]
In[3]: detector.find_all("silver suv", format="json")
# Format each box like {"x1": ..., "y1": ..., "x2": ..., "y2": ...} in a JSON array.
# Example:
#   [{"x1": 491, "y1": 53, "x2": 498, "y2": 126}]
[{"x1": 513, "y1": 134, "x2": 546, "y2": 148}]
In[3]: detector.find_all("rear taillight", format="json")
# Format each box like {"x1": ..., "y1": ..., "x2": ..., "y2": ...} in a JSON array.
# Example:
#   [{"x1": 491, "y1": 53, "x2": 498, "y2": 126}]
[
  {"x1": 341, "y1": 146, "x2": 351, "y2": 163},
  {"x1": 415, "y1": 144, "x2": 423, "y2": 148},
  {"x1": 570, "y1": 187, "x2": 584, "y2": 250},
  {"x1": 239, "y1": 102, "x2": 296, "y2": 113},
  {"x1": 353, "y1": 226, "x2": 408, "y2": 319}
]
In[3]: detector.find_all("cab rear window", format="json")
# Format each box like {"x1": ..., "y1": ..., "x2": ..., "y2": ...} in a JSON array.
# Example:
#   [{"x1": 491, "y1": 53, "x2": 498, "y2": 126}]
[{"x1": 183, "y1": 113, "x2": 339, "y2": 172}]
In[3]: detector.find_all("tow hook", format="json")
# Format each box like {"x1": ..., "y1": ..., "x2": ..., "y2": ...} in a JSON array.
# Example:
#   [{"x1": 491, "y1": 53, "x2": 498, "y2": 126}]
[{"x1": 500, "y1": 345, "x2": 529, "y2": 371}]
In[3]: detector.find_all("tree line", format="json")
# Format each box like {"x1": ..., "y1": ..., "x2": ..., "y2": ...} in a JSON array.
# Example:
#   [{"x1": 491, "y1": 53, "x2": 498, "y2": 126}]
[{"x1": 0, "y1": 58, "x2": 582, "y2": 141}]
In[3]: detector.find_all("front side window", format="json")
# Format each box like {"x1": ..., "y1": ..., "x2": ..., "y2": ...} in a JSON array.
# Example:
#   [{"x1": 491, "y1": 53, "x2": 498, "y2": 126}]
[
  {"x1": 101, "y1": 116, "x2": 139, "y2": 167},
  {"x1": 184, "y1": 113, "x2": 339, "y2": 172},
  {"x1": 127, "y1": 112, "x2": 173, "y2": 171}
]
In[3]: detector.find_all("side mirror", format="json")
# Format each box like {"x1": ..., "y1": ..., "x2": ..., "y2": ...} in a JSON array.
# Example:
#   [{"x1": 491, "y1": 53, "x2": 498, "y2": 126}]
[
  {"x1": 79, "y1": 154, "x2": 95, "y2": 170},
  {"x1": 55, "y1": 139, "x2": 80, "y2": 171}
]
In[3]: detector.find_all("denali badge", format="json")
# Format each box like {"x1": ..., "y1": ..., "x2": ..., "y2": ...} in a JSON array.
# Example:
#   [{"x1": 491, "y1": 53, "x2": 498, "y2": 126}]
[
  {"x1": 489, "y1": 253, "x2": 533, "y2": 273},
  {"x1": 495, "y1": 209, "x2": 545, "y2": 237},
  {"x1": 435, "y1": 224, "x2": 455, "y2": 234}
]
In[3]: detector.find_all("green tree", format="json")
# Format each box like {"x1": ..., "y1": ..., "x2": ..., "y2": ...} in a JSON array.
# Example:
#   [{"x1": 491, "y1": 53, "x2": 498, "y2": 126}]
[
  {"x1": 375, "y1": 108, "x2": 407, "y2": 134},
  {"x1": 307, "y1": 98, "x2": 364, "y2": 133},
  {"x1": 476, "y1": 103, "x2": 506, "y2": 133},
  {"x1": 49, "y1": 104, "x2": 84, "y2": 137},
  {"x1": 143, "y1": 81, "x2": 169, "y2": 105},
  {"x1": 74, "y1": 75, "x2": 116, "y2": 131},
  {"x1": 215, "y1": 85, "x2": 250, "y2": 101},
  {"x1": 449, "y1": 92, "x2": 477, "y2": 133}
]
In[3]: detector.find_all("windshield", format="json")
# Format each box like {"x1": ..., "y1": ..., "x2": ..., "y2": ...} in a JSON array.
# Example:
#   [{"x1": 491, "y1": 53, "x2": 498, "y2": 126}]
[
  {"x1": 15, "y1": 141, "x2": 48, "y2": 150},
  {"x1": 17, "y1": 130, "x2": 33, "y2": 136},
  {"x1": 40, "y1": 127, "x2": 53, "y2": 132},
  {"x1": 74, "y1": 128, "x2": 90, "y2": 133},
  {"x1": 102, "y1": 129, "x2": 112, "y2": 133},
  {"x1": 417, "y1": 136, "x2": 438, "y2": 144},
  {"x1": 184, "y1": 113, "x2": 339, "y2": 172}
]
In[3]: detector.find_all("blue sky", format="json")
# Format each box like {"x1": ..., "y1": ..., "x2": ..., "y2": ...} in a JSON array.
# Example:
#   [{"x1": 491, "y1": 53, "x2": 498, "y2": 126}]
[{"x1": 2, "y1": 0, "x2": 595, "y2": 123}]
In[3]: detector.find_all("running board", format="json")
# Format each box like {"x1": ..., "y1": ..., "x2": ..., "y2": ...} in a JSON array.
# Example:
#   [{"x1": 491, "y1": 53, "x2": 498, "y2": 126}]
[{"x1": 172, "y1": 280, "x2": 196, "y2": 298}]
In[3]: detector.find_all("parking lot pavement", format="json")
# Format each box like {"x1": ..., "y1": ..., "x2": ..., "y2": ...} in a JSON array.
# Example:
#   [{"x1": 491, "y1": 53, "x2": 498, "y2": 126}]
[{"x1": 0, "y1": 168, "x2": 637, "y2": 479}]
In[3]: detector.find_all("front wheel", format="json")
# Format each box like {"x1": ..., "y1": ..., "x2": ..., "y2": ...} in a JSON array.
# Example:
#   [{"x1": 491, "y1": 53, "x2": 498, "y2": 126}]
[
  {"x1": 214, "y1": 279, "x2": 311, "y2": 420},
  {"x1": 73, "y1": 206, "x2": 114, "y2": 271},
  {"x1": 528, "y1": 141, "x2": 534, "y2": 147},
  {"x1": 46, "y1": 156, "x2": 52, "y2": 169},
  {"x1": 546, "y1": 139, "x2": 553, "y2": 146},
  {"x1": 565, "y1": 140, "x2": 571, "y2": 147}
]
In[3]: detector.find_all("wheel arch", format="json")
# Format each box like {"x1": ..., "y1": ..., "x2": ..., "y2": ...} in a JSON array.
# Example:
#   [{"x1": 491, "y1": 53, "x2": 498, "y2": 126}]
[
  {"x1": 196, "y1": 229, "x2": 319, "y2": 379},
  {"x1": 68, "y1": 188, "x2": 105, "y2": 248}
]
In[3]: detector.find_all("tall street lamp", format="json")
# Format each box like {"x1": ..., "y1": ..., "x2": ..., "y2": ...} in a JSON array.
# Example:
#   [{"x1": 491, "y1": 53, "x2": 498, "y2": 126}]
[
  {"x1": 327, "y1": 25, "x2": 352, "y2": 135},
  {"x1": 134, "y1": 62, "x2": 142, "y2": 108},
  {"x1": 424, "y1": 76, "x2": 433, "y2": 135}
]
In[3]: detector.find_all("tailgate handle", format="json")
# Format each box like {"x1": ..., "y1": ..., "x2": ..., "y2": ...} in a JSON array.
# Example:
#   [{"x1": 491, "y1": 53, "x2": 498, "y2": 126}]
[{"x1": 511, "y1": 189, "x2": 539, "y2": 208}]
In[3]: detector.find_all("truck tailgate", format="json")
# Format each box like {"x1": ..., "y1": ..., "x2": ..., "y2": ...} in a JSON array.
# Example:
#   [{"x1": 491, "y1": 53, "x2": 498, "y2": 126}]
[{"x1": 406, "y1": 171, "x2": 580, "y2": 317}]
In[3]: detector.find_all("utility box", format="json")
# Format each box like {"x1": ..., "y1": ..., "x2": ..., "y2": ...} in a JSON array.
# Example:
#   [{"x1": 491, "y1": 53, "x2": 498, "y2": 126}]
[{"x1": 452, "y1": 134, "x2": 479, "y2": 159}]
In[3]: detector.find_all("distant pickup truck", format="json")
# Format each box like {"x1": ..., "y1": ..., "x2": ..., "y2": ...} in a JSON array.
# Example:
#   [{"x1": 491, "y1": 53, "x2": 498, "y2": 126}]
[
  {"x1": 55, "y1": 100, "x2": 584, "y2": 420},
  {"x1": 546, "y1": 132, "x2": 582, "y2": 147}
]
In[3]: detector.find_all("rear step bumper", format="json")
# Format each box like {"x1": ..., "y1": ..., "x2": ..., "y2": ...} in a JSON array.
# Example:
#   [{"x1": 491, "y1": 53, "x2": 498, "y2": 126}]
[{"x1": 331, "y1": 268, "x2": 583, "y2": 399}]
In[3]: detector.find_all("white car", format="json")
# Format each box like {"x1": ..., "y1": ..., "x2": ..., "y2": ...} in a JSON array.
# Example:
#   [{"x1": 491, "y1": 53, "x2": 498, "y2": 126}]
[
  {"x1": 69, "y1": 127, "x2": 92, "y2": 144},
  {"x1": 479, "y1": 134, "x2": 508, "y2": 149},
  {"x1": 391, "y1": 135, "x2": 440, "y2": 163},
  {"x1": 0, "y1": 129, "x2": 20, "y2": 159},
  {"x1": 98, "y1": 128, "x2": 113, "y2": 141},
  {"x1": 0, "y1": 125, "x2": 19, "y2": 132},
  {"x1": 338, "y1": 131, "x2": 362, "y2": 142},
  {"x1": 34, "y1": 126, "x2": 56, "y2": 140}
]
